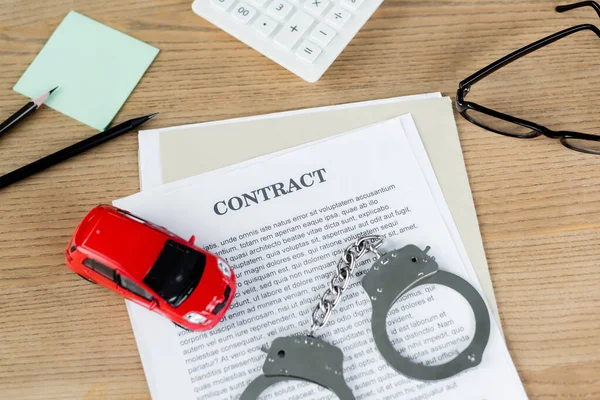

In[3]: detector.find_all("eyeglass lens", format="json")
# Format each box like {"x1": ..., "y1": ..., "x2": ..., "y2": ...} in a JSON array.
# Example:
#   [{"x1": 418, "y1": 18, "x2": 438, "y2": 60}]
[
  {"x1": 464, "y1": 109, "x2": 538, "y2": 138},
  {"x1": 561, "y1": 137, "x2": 600, "y2": 154}
]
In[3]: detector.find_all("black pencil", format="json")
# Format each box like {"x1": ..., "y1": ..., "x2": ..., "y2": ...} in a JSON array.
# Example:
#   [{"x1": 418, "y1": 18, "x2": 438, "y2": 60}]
[
  {"x1": 0, "y1": 113, "x2": 158, "y2": 190},
  {"x1": 0, "y1": 87, "x2": 58, "y2": 139}
]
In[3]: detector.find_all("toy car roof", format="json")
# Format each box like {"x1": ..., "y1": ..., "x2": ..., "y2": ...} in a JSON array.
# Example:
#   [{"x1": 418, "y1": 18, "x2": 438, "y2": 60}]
[{"x1": 75, "y1": 205, "x2": 169, "y2": 281}]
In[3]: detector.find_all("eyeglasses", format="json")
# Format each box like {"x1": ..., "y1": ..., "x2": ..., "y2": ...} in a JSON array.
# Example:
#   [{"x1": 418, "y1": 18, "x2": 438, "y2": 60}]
[{"x1": 456, "y1": 1, "x2": 600, "y2": 155}]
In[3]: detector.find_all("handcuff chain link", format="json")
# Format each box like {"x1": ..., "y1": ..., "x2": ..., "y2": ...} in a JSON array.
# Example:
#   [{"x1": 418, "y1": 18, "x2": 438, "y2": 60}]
[{"x1": 309, "y1": 235, "x2": 384, "y2": 336}]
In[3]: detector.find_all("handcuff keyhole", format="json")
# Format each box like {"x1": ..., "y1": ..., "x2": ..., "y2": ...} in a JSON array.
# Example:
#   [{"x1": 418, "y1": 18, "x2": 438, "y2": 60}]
[
  {"x1": 411, "y1": 257, "x2": 418, "y2": 263},
  {"x1": 277, "y1": 350, "x2": 285, "y2": 358}
]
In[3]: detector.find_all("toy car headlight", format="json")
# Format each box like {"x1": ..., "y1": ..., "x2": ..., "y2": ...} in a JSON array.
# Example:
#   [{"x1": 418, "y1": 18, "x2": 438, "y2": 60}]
[
  {"x1": 184, "y1": 312, "x2": 207, "y2": 324},
  {"x1": 217, "y1": 259, "x2": 232, "y2": 277}
]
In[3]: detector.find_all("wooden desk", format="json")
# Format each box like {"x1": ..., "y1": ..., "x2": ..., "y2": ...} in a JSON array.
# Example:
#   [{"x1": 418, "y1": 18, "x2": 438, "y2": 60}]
[{"x1": 1, "y1": 0, "x2": 599, "y2": 398}]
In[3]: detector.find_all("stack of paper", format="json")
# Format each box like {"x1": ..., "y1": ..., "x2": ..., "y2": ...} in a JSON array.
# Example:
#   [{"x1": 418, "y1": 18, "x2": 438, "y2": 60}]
[{"x1": 114, "y1": 95, "x2": 528, "y2": 399}]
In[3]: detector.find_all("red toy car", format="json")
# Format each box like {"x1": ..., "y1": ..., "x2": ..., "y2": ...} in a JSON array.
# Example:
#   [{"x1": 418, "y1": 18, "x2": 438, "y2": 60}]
[{"x1": 65, "y1": 205, "x2": 236, "y2": 331}]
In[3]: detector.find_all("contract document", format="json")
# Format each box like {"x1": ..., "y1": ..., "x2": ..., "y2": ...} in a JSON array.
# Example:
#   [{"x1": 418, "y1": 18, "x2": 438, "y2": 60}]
[{"x1": 114, "y1": 115, "x2": 527, "y2": 400}]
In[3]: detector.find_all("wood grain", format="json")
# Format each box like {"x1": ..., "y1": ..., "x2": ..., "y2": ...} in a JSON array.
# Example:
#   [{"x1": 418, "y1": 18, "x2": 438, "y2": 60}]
[{"x1": 1, "y1": 0, "x2": 599, "y2": 398}]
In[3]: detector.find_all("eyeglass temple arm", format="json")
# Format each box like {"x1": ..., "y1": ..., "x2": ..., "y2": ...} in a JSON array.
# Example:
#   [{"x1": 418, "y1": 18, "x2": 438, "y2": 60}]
[
  {"x1": 460, "y1": 2, "x2": 600, "y2": 90},
  {"x1": 459, "y1": 24, "x2": 600, "y2": 90},
  {"x1": 556, "y1": 1, "x2": 600, "y2": 18}
]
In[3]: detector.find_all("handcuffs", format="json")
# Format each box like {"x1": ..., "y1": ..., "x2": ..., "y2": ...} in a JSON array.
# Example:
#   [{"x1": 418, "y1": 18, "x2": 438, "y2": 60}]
[
  {"x1": 239, "y1": 335, "x2": 354, "y2": 400},
  {"x1": 362, "y1": 243, "x2": 490, "y2": 381},
  {"x1": 240, "y1": 236, "x2": 491, "y2": 399}
]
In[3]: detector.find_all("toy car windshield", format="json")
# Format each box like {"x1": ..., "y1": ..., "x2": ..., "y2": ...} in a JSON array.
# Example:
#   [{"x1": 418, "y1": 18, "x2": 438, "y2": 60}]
[{"x1": 143, "y1": 239, "x2": 207, "y2": 307}]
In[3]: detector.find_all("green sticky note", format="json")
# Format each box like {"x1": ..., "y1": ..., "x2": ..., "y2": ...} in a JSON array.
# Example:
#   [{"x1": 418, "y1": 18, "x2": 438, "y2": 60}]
[{"x1": 14, "y1": 11, "x2": 159, "y2": 131}]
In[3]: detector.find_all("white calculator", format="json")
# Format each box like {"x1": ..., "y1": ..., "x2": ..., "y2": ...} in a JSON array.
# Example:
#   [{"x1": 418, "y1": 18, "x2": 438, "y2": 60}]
[{"x1": 193, "y1": 0, "x2": 384, "y2": 82}]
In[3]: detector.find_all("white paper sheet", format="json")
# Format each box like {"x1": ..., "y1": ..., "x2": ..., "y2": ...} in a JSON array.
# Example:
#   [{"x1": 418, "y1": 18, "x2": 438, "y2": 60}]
[{"x1": 114, "y1": 116, "x2": 526, "y2": 400}]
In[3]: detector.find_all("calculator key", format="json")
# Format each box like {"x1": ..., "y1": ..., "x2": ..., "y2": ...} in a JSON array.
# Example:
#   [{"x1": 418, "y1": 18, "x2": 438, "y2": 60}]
[
  {"x1": 304, "y1": 0, "x2": 331, "y2": 16},
  {"x1": 231, "y1": 3, "x2": 257, "y2": 24},
  {"x1": 340, "y1": 0, "x2": 365, "y2": 11},
  {"x1": 267, "y1": 0, "x2": 294, "y2": 21},
  {"x1": 211, "y1": 0, "x2": 236, "y2": 11},
  {"x1": 310, "y1": 22, "x2": 336, "y2": 47},
  {"x1": 296, "y1": 41, "x2": 322, "y2": 63},
  {"x1": 248, "y1": 0, "x2": 269, "y2": 6},
  {"x1": 274, "y1": 10, "x2": 315, "y2": 49},
  {"x1": 253, "y1": 14, "x2": 279, "y2": 36},
  {"x1": 325, "y1": 6, "x2": 351, "y2": 29}
]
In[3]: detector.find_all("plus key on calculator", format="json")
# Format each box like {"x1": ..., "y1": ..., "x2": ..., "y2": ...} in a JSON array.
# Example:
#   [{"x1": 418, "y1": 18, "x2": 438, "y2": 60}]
[{"x1": 192, "y1": 0, "x2": 385, "y2": 82}]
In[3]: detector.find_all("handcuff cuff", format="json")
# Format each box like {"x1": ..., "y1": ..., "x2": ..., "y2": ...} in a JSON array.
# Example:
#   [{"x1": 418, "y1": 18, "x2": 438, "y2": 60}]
[{"x1": 240, "y1": 235, "x2": 491, "y2": 400}]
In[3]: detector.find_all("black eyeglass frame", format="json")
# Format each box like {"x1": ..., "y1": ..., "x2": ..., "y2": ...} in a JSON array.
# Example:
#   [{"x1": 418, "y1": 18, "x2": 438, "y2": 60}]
[{"x1": 456, "y1": 22, "x2": 600, "y2": 154}]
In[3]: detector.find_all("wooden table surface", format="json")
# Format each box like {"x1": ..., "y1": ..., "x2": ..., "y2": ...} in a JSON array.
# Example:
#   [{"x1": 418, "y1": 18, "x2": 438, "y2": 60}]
[{"x1": 1, "y1": 0, "x2": 600, "y2": 399}]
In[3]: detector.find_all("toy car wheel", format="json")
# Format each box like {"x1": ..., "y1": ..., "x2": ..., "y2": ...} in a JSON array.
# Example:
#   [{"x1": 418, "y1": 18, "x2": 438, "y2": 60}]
[
  {"x1": 173, "y1": 322, "x2": 191, "y2": 332},
  {"x1": 76, "y1": 273, "x2": 96, "y2": 284}
]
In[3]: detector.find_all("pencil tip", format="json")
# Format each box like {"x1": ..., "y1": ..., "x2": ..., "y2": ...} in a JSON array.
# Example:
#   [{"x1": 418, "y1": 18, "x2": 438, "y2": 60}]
[
  {"x1": 127, "y1": 112, "x2": 159, "y2": 128},
  {"x1": 33, "y1": 87, "x2": 58, "y2": 107}
]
